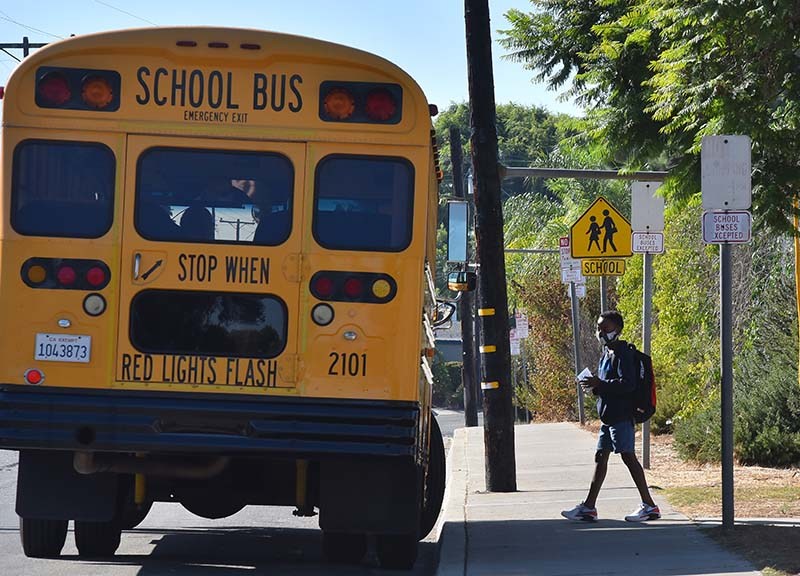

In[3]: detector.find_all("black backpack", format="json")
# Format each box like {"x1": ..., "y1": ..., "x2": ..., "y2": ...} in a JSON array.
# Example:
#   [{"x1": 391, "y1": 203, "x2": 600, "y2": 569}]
[{"x1": 627, "y1": 343, "x2": 656, "y2": 423}]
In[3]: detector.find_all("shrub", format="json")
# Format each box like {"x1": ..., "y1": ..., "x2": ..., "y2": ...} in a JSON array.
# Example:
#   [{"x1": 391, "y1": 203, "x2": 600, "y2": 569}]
[{"x1": 431, "y1": 352, "x2": 464, "y2": 409}]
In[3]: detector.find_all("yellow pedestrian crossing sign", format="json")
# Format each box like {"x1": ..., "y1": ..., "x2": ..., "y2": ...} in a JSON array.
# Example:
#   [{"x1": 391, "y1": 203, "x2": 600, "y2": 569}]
[{"x1": 570, "y1": 197, "x2": 632, "y2": 259}]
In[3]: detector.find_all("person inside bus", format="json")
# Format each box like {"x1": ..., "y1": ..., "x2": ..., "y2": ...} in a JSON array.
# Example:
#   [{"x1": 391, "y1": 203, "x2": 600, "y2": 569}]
[
  {"x1": 206, "y1": 176, "x2": 251, "y2": 207},
  {"x1": 179, "y1": 205, "x2": 215, "y2": 241},
  {"x1": 252, "y1": 189, "x2": 290, "y2": 244},
  {"x1": 139, "y1": 201, "x2": 181, "y2": 239}
]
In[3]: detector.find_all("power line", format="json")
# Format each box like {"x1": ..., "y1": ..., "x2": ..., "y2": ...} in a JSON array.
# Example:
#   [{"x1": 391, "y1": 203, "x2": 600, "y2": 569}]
[
  {"x1": 0, "y1": 48, "x2": 20, "y2": 62},
  {"x1": 92, "y1": 1, "x2": 158, "y2": 26},
  {"x1": 0, "y1": 9, "x2": 63, "y2": 40}
]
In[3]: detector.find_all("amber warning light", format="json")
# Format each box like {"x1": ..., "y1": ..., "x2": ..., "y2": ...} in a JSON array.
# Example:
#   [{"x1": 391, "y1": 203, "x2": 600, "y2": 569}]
[
  {"x1": 319, "y1": 81, "x2": 402, "y2": 124},
  {"x1": 35, "y1": 66, "x2": 120, "y2": 111}
]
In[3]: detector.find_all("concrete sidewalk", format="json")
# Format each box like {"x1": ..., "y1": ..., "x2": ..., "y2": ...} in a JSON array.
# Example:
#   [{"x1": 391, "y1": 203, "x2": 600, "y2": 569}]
[{"x1": 437, "y1": 423, "x2": 760, "y2": 576}]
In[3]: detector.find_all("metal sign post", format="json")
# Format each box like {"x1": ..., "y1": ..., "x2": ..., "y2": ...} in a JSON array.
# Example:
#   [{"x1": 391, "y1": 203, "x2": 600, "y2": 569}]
[
  {"x1": 560, "y1": 237, "x2": 586, "y2": 423},
  {"x1": 701, "y1": 134, "x2": 752, "y2": 531},
  {"x1": 631, "y1": 181, "x2": 665, "y2": 469}
]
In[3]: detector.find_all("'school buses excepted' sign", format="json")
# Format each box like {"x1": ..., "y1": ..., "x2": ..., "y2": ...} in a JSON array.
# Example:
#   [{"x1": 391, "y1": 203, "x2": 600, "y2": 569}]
[
  {"x1": 570, "y1": 197, "x2": 632, "y2": 259},
  {"x1": 581, "y1": 259, "x2": 626, "y2": 276}
]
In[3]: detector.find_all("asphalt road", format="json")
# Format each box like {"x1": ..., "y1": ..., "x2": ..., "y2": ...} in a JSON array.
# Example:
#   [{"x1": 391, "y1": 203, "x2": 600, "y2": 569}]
[
  {"x1": 433, "y1": 408, "x2": 483, "y2": 439},
  {"x1": 0, "y1": 447, "x2": 440, "y2": 575},
  {"x1": 0, "y1": 408, "x2": 477, "y2": 574}
]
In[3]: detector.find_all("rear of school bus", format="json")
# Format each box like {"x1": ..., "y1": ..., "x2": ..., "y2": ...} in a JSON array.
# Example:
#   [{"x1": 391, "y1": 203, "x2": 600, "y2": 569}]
[{"x1": 0, "y1": 28, "x2": 443, "y2": 568}]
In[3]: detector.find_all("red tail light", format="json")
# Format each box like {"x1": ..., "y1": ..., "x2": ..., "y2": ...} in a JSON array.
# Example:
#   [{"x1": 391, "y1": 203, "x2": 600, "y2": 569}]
[
  {"x1": 56, "y1": 265, "x2": 77, "y2": 286},
  {"x1": 313, "y1": 276, "x2": 335, "y2": 298},
  {"x1": 365, "y1": 89, "x2": 397, "y2": 121},
  {"x1": 86, "y1": 266, "x2": 107, "y2": 287},
  {"x1": 22, "y1": 258, "x2": 111, "y2": 290},
  {"x1": 310, "y1": 271, "x2": 396, "y2": 303},
  {"x1": 38, "y1": 72, "x2": 71, "y2": 106},
  {"x1": 343, "y1": 277, "x2": 364, "y2": 298}
]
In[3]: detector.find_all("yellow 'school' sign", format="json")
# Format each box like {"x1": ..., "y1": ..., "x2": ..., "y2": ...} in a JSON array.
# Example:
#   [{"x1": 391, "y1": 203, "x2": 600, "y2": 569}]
[
  {"x1": 570, "y1": 197, "x2": 632, "y2": 259},
  {"x1": 581, "y1": 259, "x2": 626, "y2": 276}
]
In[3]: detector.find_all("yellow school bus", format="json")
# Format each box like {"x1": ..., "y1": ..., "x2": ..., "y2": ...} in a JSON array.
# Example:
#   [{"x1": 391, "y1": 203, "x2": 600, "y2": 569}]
[{"x1": 0, "y1": 27, "x2": 444, "y2": 569}]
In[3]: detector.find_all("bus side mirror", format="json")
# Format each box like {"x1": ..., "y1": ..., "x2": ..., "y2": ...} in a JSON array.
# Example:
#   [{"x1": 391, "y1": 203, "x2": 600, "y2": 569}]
[
  {"x1": 447, "y1": 201, "x2": 468, "y2": 263},
  {"x1": 448, "y1": 270, "x2": 477, "y2": 292}
]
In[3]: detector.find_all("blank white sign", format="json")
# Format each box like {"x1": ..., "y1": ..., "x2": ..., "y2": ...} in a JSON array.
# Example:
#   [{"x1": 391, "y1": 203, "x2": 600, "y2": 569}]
[
  {"x1": 631, "y1": 181, "x2": 665, "y2": 232},
  {"x1": 701, "y1": 135, "x2": 751, "y2": 209}
]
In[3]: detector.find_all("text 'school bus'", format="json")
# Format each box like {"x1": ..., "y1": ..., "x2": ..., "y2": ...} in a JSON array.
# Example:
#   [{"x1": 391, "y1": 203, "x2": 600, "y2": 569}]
[{"x1": 0, "y1": 27, "x2": 445, "y2": 569}]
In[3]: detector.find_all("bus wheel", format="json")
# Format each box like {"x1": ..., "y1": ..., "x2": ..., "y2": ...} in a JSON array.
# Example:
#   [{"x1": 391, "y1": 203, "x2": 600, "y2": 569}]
[
  {"x1": 419, "y1": 414, "x2": 446, "y2": 539},
  {"x1": 376, "y1": 533, "x2": 418, "y2": 570},
  {"x1": 74, "y1": 520, "x2": 122, "y2": 557},
  {"x1": 19, "y1": 517, "x2": 68, "y2": 558},
  {"x1": 321, "y1": 531, "x2": 367, "y2": 564}
]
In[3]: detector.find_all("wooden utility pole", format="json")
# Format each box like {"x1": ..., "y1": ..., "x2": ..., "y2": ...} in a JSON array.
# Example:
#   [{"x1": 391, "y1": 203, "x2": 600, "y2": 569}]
[
  {"x1": 449, "y1": 126, "x2": 478, "y2": 427},
  {"x1": 0, "y1": 37, "x2": 47, "y2": 60},
  {"x1": 464, "y1": 0, "x2": 516, "y2": 492}
]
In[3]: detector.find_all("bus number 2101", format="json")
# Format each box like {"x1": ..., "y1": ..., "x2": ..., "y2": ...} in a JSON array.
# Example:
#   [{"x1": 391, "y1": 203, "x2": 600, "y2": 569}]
[{"x1": 328, "y1": 352, "x2": 367, "y2": 377}]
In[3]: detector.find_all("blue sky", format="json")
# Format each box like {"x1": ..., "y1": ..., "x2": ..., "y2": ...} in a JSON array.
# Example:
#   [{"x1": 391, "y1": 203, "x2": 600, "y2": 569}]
[{"x1": 0, "y1": 0, "x2": 580, "y2": 116}]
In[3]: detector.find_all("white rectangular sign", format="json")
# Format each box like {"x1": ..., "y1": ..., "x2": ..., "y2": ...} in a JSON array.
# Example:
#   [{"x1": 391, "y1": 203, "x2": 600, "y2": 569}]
[
  {"x1": 702, "y1": 211, "x2": 752, "y2": 244},
  {"x1": 701, "y1": 135, "x2": 752, "y2": 210},
  {"x1": 559, "y1": 236, "x2": 580, "y2": 271},
  {"x1": 569, "y1": 284, "x2": 587, "y2": 299},
  {"x1": 631, "y1": 181, "x2": 665, "y2": 232},
  {"x1": 510, "y1": 338, "x2": 521, "y2": 356},
  {"x1": 514, "y1": 311, "x2": 529, "y2": 339},
  {"x1": 561, "y1": 268, "x2": 585, "y2": 284},
  {"x1": 632, "y1": 232, "x2": 664, "y2": 254}
]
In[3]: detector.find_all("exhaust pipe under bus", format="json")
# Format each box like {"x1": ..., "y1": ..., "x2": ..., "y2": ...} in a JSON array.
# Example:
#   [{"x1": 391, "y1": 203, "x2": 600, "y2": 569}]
[{"x1": 73, "y1": 451, "x2": 230, "y2": 479}]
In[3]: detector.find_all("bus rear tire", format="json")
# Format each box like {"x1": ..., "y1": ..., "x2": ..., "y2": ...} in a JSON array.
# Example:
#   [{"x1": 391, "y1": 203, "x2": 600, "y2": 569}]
[
  {"x1": 74, "y1": 520, "x2": 122, "y2": 557},
  {"x1": 322, "y1": 531, "x2": 367, "y2": 564},
  {"x1": 19, "y1": 517, "x2": 68, "y2": 558},
  {"x1": 376, "y1": 533, "x2": 418, "y2": 570},
  {"x1": 419, "y1": 414, "x2": 446, "y2": 539}
]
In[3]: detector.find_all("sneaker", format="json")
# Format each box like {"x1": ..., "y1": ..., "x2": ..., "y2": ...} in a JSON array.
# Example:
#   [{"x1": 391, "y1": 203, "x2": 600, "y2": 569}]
[
  {"x1": 624, "y1": 503, "x2": 661, "y2": 522},
  {"x1": 560, "y1": 502, "x2": 598, "y2": 522}
]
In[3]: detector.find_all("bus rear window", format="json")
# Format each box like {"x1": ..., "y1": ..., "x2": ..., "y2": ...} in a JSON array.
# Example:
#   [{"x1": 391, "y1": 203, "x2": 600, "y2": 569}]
[
  {"x1": 130, "y1": 290, "x2": 287, "y2": 358},
  {"x1": 136, "y1": 148, "x2": 293, "y2": 245},
  {"x1": 11, "y1": 140, "x2": 115, "y2": 238},
  {"x1": 314, "y1": 156, "x2": 414, "y2": 251}
]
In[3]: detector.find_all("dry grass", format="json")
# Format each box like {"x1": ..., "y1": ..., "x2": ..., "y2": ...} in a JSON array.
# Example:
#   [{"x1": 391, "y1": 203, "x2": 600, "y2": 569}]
[{"x1": 580, "y1": 421, "x2": 800, "y2": 576}]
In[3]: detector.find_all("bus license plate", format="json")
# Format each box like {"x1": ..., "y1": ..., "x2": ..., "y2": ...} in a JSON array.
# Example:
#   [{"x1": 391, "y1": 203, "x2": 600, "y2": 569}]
[{"x1": 34, "y1": 333, "x2": 91, "y2": 363}]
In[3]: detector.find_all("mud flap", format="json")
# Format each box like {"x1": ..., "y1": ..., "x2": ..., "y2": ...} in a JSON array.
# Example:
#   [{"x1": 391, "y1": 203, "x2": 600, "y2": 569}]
[
  {"x1": 16, "y1": 451, "x2": 118, "y2": 521},
  {"x1": 319, "y1": 458, "x2": 421, "y2": 534}
]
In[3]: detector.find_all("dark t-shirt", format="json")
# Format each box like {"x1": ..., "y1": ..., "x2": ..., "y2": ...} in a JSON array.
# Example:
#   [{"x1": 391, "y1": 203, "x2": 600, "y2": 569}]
[{"x1": 594, "y1": 339, "x2": 637, "y2": 425}]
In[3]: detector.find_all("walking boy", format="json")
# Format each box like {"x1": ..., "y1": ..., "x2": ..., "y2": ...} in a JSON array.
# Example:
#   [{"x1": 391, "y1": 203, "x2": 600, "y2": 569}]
[{"x1": 561, "y1": 310, "x2": 660, "y2": 522}]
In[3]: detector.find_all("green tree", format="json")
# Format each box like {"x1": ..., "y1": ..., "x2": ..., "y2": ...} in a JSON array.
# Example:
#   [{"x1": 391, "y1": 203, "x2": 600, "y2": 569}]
[{"x1": 500, "y1": 0, "x2": 800, "y2": 232}]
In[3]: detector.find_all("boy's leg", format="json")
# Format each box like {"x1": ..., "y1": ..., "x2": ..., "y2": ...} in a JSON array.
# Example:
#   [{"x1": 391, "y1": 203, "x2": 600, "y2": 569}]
[
  {"x1": 584, "y1": 449, "x2": 610, "y2": 508},
  {"x1": 620, "y1": 451, "x2": 655, "y2": 507}
]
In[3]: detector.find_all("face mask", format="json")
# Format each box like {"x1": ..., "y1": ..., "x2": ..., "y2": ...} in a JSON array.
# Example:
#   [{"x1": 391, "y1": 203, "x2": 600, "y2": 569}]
[{"x1": 596, "y1": 329, "x2": 618, "y2": 344}]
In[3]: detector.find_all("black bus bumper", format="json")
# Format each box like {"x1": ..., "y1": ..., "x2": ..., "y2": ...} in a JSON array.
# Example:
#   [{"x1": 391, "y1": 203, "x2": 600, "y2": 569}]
[{"x1": 0, "y1": 385, "x2": 421, "y2": 461}]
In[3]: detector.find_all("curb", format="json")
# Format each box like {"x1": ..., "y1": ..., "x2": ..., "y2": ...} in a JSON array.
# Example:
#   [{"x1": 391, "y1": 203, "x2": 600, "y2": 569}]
[{"x1": 434, "y1": 427, "x2": 468, "y2": 576}]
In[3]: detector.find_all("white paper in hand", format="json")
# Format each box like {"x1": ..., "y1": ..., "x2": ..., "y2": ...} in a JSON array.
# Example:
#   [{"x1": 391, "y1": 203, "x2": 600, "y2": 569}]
[{"x1": 577, "y1": 367, "x2": 593, "y2": 380}]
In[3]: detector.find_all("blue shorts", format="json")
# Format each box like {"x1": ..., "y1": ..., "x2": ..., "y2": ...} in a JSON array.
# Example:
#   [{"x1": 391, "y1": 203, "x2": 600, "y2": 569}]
[{"x1": 597, "y1": 419, "x2": 635, "y2": 454}]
